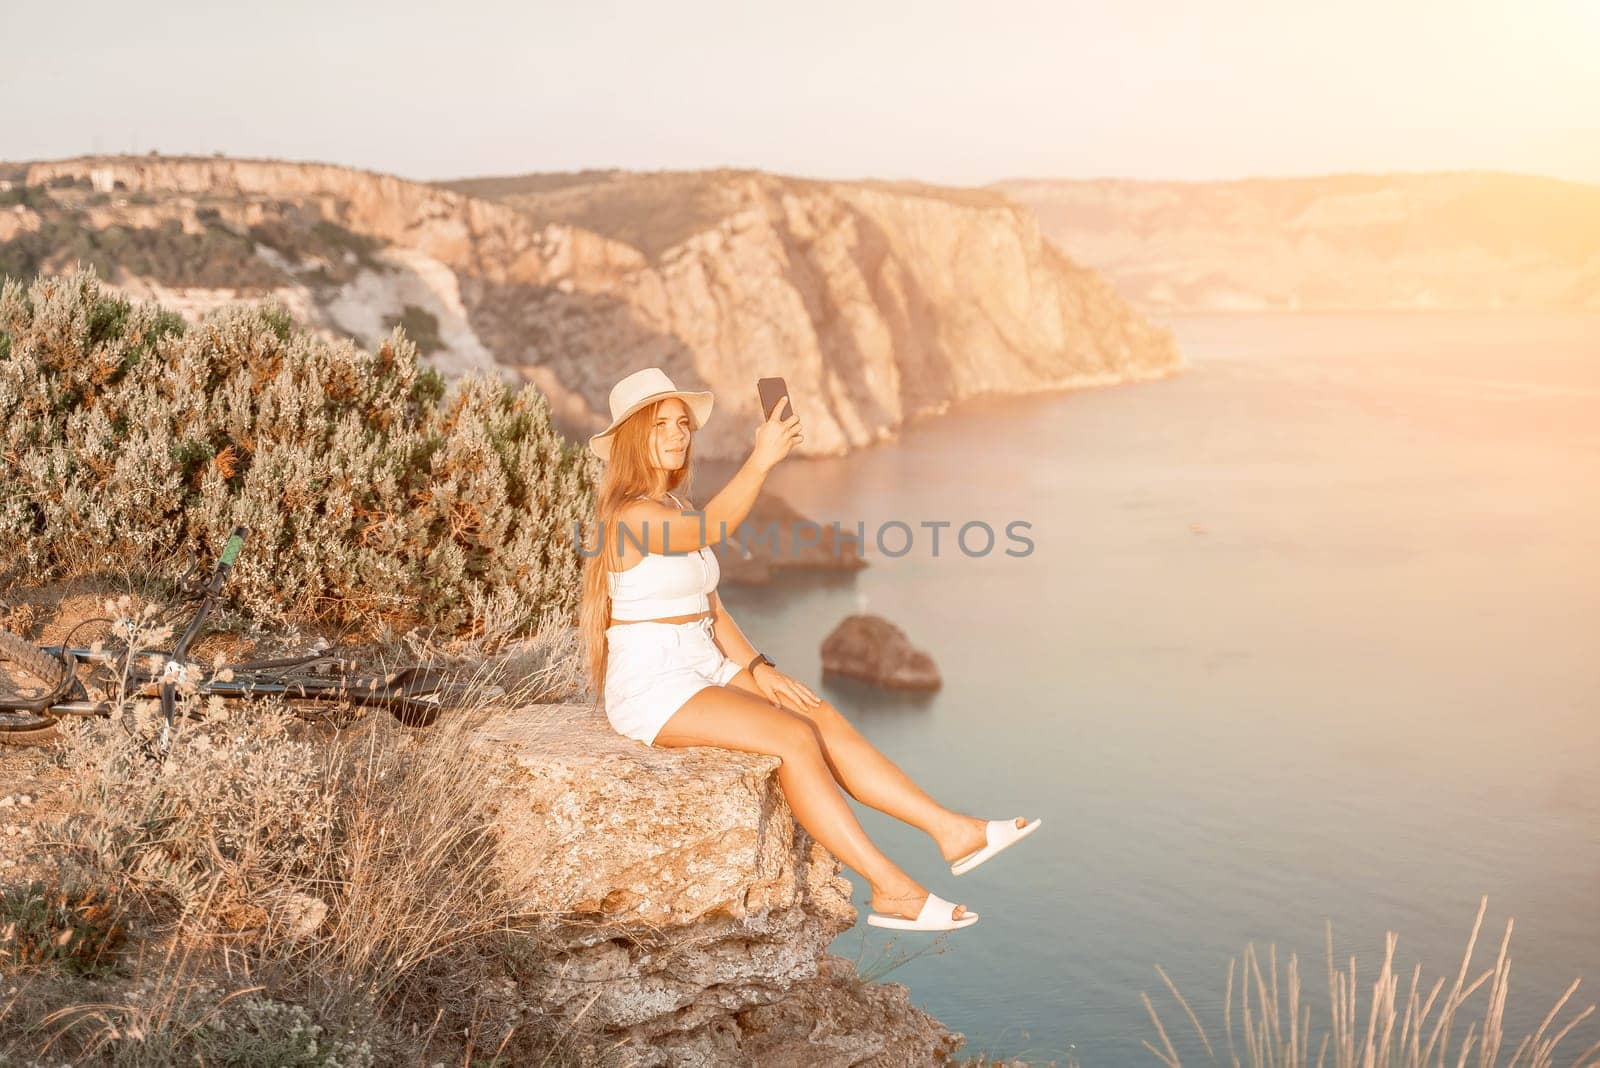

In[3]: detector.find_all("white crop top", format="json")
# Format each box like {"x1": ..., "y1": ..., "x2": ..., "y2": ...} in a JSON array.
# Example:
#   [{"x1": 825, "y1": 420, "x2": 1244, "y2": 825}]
[{"x1": 608, "y1": 492, "x2": 720, "y2": 621}]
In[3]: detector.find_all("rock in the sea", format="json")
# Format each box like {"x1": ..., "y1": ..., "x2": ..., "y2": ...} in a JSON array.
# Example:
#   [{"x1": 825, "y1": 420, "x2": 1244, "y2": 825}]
[
  {"x1": 710, "y1": 489, "x2": 869, "y2": 586},
  {"x1": 819, "y1": 614, "x2": 942, "y2": 690},
  {"x1": 471, "y1": 703, "x2": 964, "y2": 1066}
]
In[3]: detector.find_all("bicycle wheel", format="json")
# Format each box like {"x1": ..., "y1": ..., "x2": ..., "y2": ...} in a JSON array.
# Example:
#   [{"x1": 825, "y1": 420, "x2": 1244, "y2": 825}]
[{"x1": 0, "y1": 629, "x2": 67, "y2": 745}]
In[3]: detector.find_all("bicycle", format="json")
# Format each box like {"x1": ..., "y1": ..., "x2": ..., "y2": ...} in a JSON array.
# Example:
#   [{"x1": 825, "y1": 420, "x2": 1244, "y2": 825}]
[{"x1": 0, "y1": 526, "x2": 450, "y2": 746}]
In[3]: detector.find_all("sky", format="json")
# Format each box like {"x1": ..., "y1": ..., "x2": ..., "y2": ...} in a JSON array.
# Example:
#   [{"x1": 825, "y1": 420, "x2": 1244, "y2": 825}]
[{"x1": 3, "y1": 0, "x2": 1597, "y2": 188}]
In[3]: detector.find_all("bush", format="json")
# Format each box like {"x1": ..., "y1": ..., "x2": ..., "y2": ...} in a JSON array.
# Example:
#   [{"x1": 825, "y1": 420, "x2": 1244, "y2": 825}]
[
  {"x1": 0, "y1": 217, "x2": 291, "y2": 292},
  {"x1": 248, "y1": 218, "x2": 391, "y2": 287},
  {"x1": 0, "y1": 183, "x2": 44, "y2": 209},
  {"x1": 384, "y1": 303, "x2": 443, "y2": 355},
  {"x1": 52, "y1": 705, "x2": 338, "y2": 922},
  {"x1": 192, "y1": 994, "x2": 376, "y2": 1067},
  {"x1": 0, "y1": 268, "x2": 598, "y2": 638},
  {"x1": 22, "y1": 978, "x2": 379, "y2": 1066},
  {"x1": 0, "y1": 880, "x2": 126, "y2": 975}
]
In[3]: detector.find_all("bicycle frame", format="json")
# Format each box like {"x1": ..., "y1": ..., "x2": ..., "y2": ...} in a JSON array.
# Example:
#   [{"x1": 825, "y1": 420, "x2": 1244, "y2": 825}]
[
  {"x1": 159, "y1": 524, "x2": 249, "y2": 732},
  {"x1": 30, "y1": 647, "x2": 356, "y2": 718},
  {"x1": 2, "y1": 524, "x2": 447, "y2": 735}
]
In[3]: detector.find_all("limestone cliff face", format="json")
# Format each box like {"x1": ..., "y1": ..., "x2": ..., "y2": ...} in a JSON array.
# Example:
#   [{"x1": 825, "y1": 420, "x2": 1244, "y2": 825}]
[
  {"x1": 457, "y1": 169, "x2": 1183, "y2": 460},
  {"x1": 472, "y1": 703, "x2": 965, "y2": 1066},
  {"x1": 11, "y1": 156, "x2": 1181, "y2": 459},
  {"x1": 995, "y1": 172, "x2": 1600, "y2": 312},
  {"x1": 22, "y1": 156, "x2": 637, "y2": 284},
  {"x1": 14, "y1": 156, "x2": 637, "y2": 384}
]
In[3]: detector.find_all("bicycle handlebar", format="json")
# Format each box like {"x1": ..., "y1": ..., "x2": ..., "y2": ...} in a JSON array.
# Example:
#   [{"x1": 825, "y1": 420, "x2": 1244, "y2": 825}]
[
  {"x1": 208, "y1": 526, "x2": 247, "y2": 596},
  {"x1": 173, "y1": 526, "x2": 247, "y2": 660}
]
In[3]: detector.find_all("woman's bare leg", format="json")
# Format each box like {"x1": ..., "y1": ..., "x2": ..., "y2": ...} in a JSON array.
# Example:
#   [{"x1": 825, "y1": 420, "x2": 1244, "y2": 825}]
[
  {"x1": 723, "y1": 670, "x2": 1031, "y2": 863},
  {"x1": 653, "y1": 683, "x2": 971, "y2": 922}
]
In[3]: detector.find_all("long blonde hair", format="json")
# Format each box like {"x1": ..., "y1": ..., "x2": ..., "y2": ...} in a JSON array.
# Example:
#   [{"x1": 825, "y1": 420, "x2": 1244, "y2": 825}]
[{"x1": 578, "y1": 398, "x2": 697, "y2": 705}]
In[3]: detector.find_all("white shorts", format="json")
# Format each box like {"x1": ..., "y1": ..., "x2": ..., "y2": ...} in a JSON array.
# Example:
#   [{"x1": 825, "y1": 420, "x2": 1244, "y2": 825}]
[{"x1": 604, "y1": 617, "x2": 743, "y2": 746}]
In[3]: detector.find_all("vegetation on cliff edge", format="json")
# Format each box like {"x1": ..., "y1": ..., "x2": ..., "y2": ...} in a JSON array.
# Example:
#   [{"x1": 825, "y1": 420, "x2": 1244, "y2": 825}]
[{"x1": 0, "y1": 268, "x2": 598, "y2": 640}]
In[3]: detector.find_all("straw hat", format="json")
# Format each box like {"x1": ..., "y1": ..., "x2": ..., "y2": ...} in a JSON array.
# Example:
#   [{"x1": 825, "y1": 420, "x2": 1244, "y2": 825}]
[{"x1": 587, "y1": 367, "x2": 714, "y2": 461}]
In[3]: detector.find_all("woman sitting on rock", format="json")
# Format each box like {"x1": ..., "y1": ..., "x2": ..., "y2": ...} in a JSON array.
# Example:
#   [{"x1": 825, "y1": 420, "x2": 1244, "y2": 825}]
[{"x1": 577, "y1": 367, "x2": 1040, "y2": 932}]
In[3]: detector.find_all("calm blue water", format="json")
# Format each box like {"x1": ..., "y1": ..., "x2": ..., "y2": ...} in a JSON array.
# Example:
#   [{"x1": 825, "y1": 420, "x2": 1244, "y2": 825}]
[{"x1": 715, "y1": 311, "x2": 1600, "y2": 1066}]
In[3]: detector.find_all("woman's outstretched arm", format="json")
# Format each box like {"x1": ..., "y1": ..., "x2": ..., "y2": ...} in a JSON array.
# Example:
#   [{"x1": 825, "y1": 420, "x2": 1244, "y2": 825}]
[
  {"x1": 618, "y1": 455, "x2": 769, "y2": 555},
  {"x1": 616, "y1": 402, "x2": 801, "y2": 555}
]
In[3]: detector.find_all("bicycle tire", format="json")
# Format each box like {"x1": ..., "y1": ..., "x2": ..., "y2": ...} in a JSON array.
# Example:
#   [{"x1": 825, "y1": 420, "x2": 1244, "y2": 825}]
[
  {"x1": 0, "y1": 629, "x2": 66, "y2": 743},
  {"x1": 0, "y1": 714, "x2": 61, "y2": 745}
]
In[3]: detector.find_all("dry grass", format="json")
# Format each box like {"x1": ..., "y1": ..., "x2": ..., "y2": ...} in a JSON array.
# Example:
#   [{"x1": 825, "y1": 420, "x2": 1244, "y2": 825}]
[
  {"x1": 0, "y1": 606, "x2": 603, "y2": 1066},
  {"x1": 1143, "y1": 896, "x2": 1600, "y2": 1068}
]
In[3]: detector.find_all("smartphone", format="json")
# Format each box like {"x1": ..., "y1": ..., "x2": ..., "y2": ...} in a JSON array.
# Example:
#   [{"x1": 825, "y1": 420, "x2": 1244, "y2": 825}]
[{"x1": 757, "y1": 377, "x2": 794, "y2": 421}]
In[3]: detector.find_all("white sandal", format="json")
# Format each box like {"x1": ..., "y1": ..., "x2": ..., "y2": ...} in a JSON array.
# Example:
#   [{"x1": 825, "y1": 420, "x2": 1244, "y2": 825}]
[
  {"x1": 950, "y1": 817, "x2": 1043, "y2": 877},
  {"x1": 866, "y1": 890, "x2": 979, "y2": 931}
]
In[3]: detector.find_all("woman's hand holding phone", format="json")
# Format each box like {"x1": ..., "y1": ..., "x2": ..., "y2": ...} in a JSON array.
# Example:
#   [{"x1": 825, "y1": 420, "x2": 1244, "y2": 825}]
[{"x1": 752, "y1": 397, "x2": 802, "y2": 472}]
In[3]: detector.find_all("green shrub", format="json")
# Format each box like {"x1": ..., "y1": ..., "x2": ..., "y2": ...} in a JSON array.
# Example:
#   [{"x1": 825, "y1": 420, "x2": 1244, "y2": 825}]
[
  {"x1": 22, "y1": 979, "x2": 378, "y2": 1067},
  {"x1": 0, "y1": 880, "x2": 126, "y2": 975},
  {"x1": 0, "y1": 183, "x2": 44, "y2": 209},
  {"x1": 384, "y1": 303, "x2": 443, "y2": 355},
  {"x1": 193, "y1": 995, "x2": 376, "y2": 1067},
  {"x1": 249, "y1": 217, "x2": 391, "y2": 286},
  {"x1": 0, "y1": 216, "x2": 290, "y2": 291},
  {"x1": 310, "y1": 220, "x2": 385, "y2": 266},
  {"x1": 0, "y1": 268, "x2": 598, "y2": 637}
]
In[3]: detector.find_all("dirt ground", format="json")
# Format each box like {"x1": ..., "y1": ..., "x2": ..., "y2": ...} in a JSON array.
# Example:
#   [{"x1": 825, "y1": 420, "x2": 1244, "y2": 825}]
[{"x1": 0, "y1": 744, "x2": 67, "y2": 887}]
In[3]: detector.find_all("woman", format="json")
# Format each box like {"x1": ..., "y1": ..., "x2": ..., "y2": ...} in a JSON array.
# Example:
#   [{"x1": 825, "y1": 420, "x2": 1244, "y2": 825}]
[{"x1": 578, "y1": 367, "x2": 1041, "y2": 932}]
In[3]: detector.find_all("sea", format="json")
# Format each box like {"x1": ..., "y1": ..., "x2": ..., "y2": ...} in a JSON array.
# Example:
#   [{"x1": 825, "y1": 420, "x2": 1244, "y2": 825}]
[{"x1": 712, "y1": 310, "x2": 1600, "y2": 1065}]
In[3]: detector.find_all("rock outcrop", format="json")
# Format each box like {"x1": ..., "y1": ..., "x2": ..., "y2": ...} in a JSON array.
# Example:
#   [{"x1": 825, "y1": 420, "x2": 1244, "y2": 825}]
[
  {"x1": 820, "y1": 614, "x2": 942, "y2": 690},
  {"x1": 995, "y1": 171, "x2": 1600, "y2": 312},
  {"x1": 471, "y1": 703, "x2": 964, "y2": 1066},
  {"x1": 709, "y1": 489, "x2": 870, "y2": 586},
  {"x1": 8, "y1": 156, "x2": 1182, "y2": 459}
]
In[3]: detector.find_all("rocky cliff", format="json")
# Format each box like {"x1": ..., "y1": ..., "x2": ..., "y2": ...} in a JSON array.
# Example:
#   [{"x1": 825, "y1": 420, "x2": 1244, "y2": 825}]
[
  {"x1": 995, "y1": 171, "x2": 1600, "y2": 312},
  {"x1": 5, "y1": 155, "x2": 1180, "y2": 459},
  {"x1": 471, "y1": 703, "x2": 965, "y2": 1066}
]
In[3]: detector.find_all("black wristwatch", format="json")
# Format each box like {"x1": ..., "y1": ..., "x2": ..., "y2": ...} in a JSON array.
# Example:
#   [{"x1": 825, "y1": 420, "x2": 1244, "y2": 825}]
[{"x1": 747, "y1": 652, "x2": 775, "y2": 673}]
